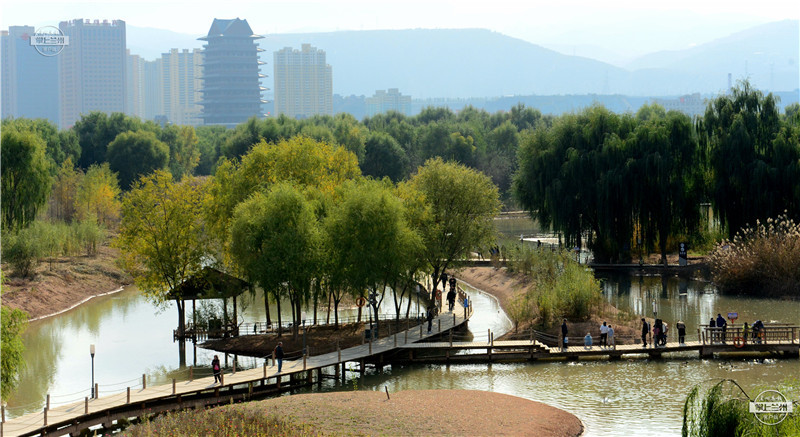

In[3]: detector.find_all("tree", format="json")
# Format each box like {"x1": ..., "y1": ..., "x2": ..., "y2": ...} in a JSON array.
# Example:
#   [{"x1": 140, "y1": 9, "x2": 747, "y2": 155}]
[
  {"x1": 362, "y1": 132, "x2": 409, "y2": 182},
  {"x1": 106, "y1": 130, "x2": 169, "y2": 189},
  {"x1": 400, "y1": 157, "x2": 501, "y2": 292},
  {"x1": 1, "y1": 118, "x2": 80, "y2": 170},
  {"x1": 195, "y1": 125, "x2": 228, "y2": 175},
  {"x1": 701, "y1": 80, "x2": 784, "y2": 237},
  {"x1": 115, "y1": 170, "x2": 208, "y2": 337},
  {"x1": 73, "y1": 112, "x2": 143, "y2": 169},
  {"x1": 1, "y1": 302, "x2": 28, "y2": 399},
  {"x1": 75, "y1": 163, "x2": 121, "y2": 226},
  {"x1": 324, "y1": 179, "x2": 422, "y2": 328},
  {"x1": 229, "y1": 184, "x2": 320, "y2": 337},
  {"x1": 1, "y1": 127, "x2": 52, "y2": 229},
  {"x1": 161, "y1": 125, "x2": 200, "y2": 180},
  {"x1": 47, "y1": 157, "x2": 81, "y2": 222}
]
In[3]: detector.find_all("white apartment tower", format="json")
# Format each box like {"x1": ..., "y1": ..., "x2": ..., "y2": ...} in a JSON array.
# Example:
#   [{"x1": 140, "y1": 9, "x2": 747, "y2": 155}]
[{"x1": 273, "y1": 44, "x2": 332, "y2": 119}]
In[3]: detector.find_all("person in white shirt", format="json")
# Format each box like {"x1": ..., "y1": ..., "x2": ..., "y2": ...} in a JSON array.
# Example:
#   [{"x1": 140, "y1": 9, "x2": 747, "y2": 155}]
[{"x1": 599, "y1": 321, "x2": 609, "y2": 347}]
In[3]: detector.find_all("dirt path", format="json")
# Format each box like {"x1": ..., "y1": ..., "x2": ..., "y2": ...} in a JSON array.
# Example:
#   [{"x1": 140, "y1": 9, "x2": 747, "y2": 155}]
[{"x1": 1, "y1": 244, "x2": 132, "y2": 320}]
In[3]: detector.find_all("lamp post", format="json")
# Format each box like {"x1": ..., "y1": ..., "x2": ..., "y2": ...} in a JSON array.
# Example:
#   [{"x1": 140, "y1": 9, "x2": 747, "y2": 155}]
[{"x1": 90, "y1": 344, "x2": 95, "y2": 399}]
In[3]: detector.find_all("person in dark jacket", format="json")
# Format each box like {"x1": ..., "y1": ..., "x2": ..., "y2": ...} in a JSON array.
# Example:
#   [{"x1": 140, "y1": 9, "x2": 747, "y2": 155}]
[
  {"x1": 641, "y1": 318, "x2": 649, "y2": 348},
  {"x1": 561, "y1": 319, "x2": 569, "y2": 350},
  {"x1": 426, "y1": 306, "x2": 434, "y2": 333},
  {"x1": 716, "y1": 314, "x2": 727, "y2": 343},
  {"x1": 274, "y1": 342, "x2": 284, "y2": 372},
  {"x1": 676, "y1": 321, "x2": 686, "y2": 344},
  {"x1": 446, "y1": 288, "x2": 456, "y2": 312},
  {"x1": 211, "y1": 355, "x2": 222, "y2": 383}
]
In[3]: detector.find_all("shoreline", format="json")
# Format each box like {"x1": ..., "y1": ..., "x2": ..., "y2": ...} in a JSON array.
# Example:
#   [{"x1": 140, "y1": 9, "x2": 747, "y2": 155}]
[{"x1": 28, "y1": 286, "x2": 127, "y2": 322}]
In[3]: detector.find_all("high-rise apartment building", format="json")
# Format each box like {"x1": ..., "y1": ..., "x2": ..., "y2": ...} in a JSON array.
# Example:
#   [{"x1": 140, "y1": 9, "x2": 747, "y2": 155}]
[
  {"x1": 161, "y1": 48, "x2": 203, "y2": 126},
  {"x1": 366, "y1": 88, "x2": 411, "y2": 116},
  {"x1": 199, "y1": 18, "x2": 264, "y2": 127},
  {"x1": 273, "y1": 44, "x2": 333, "y2": 119},
  {"x1": 142, "y1": 58, "x2": 163, "y2": 120},
  {"x1": 58, "y1": 19, "x2": 126, "y2": 128},
  {"x1": 126, "y1": 50, "x2": 145, "y2": 119},
  {"x1": 1, "y1": 26, "x2": 59, "y2": 124}
]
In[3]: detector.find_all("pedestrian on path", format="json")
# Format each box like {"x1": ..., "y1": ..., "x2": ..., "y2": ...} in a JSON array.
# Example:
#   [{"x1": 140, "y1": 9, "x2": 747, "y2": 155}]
[
  {"x1": 561, "y1": 319, "x2": 569, "y2": 350},
  {"x1": 427, "y1": 306, "x2": 434, "y2": 333},
  {"x1": 607, "y1": 325, "x2": 615, "y2": 348},
  {"x1": 716, "y1": 313, "x2": 727, "y2": 343},
  {"x1": 447, "y1": 288, "x2": 456, "y2": 312},
  {"x1": 441, "y1": 272, "x2": 448, "y2": 289},
  {"x1": 641, "y1": 318, "x2": 649, "y2": 348},
  {"x1": 212, "y1": 355, "x2": 221, "y2": 384},
  {"x1": 584, "y1": 333, "x2": 593, "y2": 349},
  {"x1": 600, "y1": 321, "x2": 608, "y2": 347},
  {"x1": 274, "y1": 342, "x2": 284, "y2": 373},
  {"x1": 677, "y1": 321, "x2": 686, "y2": 344}
]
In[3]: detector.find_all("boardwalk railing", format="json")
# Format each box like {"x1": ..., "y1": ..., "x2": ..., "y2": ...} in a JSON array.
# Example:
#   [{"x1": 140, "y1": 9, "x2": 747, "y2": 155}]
[{"x1": 700, "y1": 324, "x2": 798, "y2": 346}]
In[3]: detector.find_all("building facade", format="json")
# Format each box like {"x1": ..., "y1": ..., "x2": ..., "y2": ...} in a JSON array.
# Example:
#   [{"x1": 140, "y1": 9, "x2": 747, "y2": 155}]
[
  {"x1": 199, "y1": 18, "x2": 264, "y2": 127},
  {"x1": 1, "y1": 26, "x2": 60, "y2": 125},
  {"x1": 366, "y1": 88, "x2": 411, "y2": 116},
  {"x1": 161, "y1": 48, "x2": 203, "y2": 126},
  {"x1": 58, "y1": 19, "x2": 126, "y2": 128},
  {"x1": 273, "y1": 44, "x2": 332, "y2": 119}
]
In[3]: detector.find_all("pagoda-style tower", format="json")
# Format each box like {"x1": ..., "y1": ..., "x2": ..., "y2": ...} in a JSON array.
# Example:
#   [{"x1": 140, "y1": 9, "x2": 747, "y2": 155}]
[{"x1": 199, "y1": 18, "x2": 265, "y2": 127}]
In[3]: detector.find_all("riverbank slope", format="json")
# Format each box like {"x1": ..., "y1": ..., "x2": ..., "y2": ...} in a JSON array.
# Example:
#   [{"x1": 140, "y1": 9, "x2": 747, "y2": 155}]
[{"x1": 1, "y1": 243, "x2": 131, "y2": 320}]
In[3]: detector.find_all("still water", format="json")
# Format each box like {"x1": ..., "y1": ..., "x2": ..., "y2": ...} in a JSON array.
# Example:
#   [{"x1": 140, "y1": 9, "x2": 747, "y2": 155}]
[{"x1": 8, "y1": 272, "x2": 799, "y2": 436}]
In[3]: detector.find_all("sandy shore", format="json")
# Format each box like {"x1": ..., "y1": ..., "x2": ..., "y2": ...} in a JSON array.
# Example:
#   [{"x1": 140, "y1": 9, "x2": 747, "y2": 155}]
[{"x1": 236, "y1": 389, "x2": 584, "y2": 436}]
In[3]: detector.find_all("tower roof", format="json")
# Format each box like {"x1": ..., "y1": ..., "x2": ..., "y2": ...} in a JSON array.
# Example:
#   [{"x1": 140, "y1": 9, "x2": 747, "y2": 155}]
[{"x1": 199, "y1": 18, "x2": 262, "y2": 40}]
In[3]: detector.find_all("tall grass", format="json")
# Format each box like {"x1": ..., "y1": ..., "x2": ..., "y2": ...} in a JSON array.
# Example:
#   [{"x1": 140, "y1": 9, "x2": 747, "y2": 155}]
[
  {"x1": 121, "y1": 403, "x2": 320, "y2": 437},
  {"x1": 504, "y1": 241, "x2": 601, "y2": 328},
  {"x1": 1, "y1": 219, "x2": 106, "y2": 277},
  {"x1": 708, "y1": 213, "x2": 800, "y2": 297},
  {"x1": 682, "y1": 379, "x2": 800, "y2": 437}
]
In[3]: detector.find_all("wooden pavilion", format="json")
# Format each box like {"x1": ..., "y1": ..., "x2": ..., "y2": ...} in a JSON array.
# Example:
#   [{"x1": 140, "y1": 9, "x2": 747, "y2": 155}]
[{"x1": 168, "y1": 267, "x2": 250, "y2": 341}]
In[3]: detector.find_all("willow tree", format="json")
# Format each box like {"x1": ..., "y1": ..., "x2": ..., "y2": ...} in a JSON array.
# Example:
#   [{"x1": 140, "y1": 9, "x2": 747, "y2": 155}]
[
  {"x1": 116, "y1": 170, "x2": 208, "y2": 336},
  {"x1": 514, "y1": 106, "x2": 637, "y2": 262},
  {"x1": 1, "y1": 127, "x2": 52, "y2": 230},
  {"x1": 400, "y1": 157, "x2": 500, "y2": 294},
  {"x1": 324, "y1": 179, "x2": 422, "y2": 330},
  {"x1": 229, "y1": 183, "x2": 321, "y2": 337},
  {"x1": 631, "y1": 109, "x2": 703, "y2": 264},
  {"x1": 700, "y1": 80, "x2": 784, "y2": 237}
]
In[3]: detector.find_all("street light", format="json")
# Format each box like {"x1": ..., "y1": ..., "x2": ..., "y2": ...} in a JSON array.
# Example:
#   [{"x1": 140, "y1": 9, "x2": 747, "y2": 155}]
[{"x1": 90, "y1": 344, "x2": 95, "y2": 399}]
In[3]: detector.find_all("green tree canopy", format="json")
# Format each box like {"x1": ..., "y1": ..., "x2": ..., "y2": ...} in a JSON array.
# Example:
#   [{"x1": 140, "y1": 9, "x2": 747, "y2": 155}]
[
  {"x1": 362, "y1": 132, "x2": 408, "y2": 182},
  {"x1": 106, "y1": 130, "x2": 169, "y2": 189},
  {"x1": 115, "y1": 170, "x2": 208, "y2": 335},
  {"x1": 400, "y1": 157, "x2": 500, "y2": 288},
  {"x1": 1, "y1": 127, "x2": 52, "y2": 229},
  {"x1": 229, "y1": 183, "x2": 320, "y2": 335}
]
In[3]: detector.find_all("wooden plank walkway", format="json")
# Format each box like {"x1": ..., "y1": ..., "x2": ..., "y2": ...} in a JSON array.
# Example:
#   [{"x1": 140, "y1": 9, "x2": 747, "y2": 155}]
[{"x1": 1, "y1": 308, "x2": 472, "y2": 437}]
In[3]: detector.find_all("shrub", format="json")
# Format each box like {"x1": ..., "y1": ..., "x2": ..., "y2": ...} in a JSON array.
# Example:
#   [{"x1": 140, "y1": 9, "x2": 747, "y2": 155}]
[
  {"x1": 2, "y1": 229, "x2": 42, "y2": 278},
  {"x1": 708, "y1": 214, "x2": 800, "y2": 296}
]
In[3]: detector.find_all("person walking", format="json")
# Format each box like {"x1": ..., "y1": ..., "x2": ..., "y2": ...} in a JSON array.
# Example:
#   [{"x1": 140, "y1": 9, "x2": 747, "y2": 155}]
[
  {"x1": 426, "y1": 306, "x2": 434, "y2": 333},
  {"x1": 607, "y1": 325, "x2": 615, "y2": 348},
  {"x1": 440, "y1": 272, "x2": 448, "y2": 289},
  {"x1": 561, "y1": 319, "x2": 569, "y2": 351},
  {"x1": 600, "y1": 321, "x2": 608, "y2": 347},
  {"x1": 584, "y1": 333, "x2": 593, "y2": 349},
  {"x1": 449, "y1": 275, "x2": 457, "y2": 292},
  {"x1": 641, "y1": 318, "x2": 649, "y2": 348},
  {"x1": 211, "y1": 355, "x2": 222, "y2": 384},
  {"x1": 274, "y1": 341, "x2": 284, "y2": 373},
  {"x1": 677, "y1": 321, "x2": 686, "y2": 344},
  {"x1": 709, "y1": 317, "x2": 717, "y2": 343},
  {"x1": 446, "y1": 288, "x2": 456, "y2": 312}
]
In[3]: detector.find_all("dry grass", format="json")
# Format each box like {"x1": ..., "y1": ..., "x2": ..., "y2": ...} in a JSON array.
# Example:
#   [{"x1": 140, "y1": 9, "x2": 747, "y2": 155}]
[
  {"x1": 709, "y1": 214, "x2": 800, "y2": 297},
  {"x1": 121, "y1": 390, "x2": 583, "y2": 437}
]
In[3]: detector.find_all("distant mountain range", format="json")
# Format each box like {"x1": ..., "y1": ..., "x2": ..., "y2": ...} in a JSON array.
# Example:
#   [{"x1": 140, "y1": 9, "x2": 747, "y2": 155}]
[{"x1": 127, "y1": 20, "x2": 799, "y2": 98}]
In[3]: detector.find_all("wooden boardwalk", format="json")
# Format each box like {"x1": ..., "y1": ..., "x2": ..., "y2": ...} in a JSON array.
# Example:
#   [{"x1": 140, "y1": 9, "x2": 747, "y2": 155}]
[{"x1": 0, "y1": 308, "x2": 472, "y2": 437}]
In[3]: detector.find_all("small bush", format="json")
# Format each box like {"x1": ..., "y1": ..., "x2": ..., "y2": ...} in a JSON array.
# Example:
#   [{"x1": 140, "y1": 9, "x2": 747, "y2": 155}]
[
  {"x1": 708, "y1": 214, "x2": 800, "y2": 296},
  {"x1": 2, "y1": 229, "x2": 42, "y2": 278}
]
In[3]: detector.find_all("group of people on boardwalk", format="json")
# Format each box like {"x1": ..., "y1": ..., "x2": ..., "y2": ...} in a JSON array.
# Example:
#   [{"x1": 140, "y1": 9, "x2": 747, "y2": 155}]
[
  {"x1": 641, "y1": 318, "x2": 687, "y2": 347},
  {"x1": 427, "y1": 273, "x2": 467, "y2": 333}
]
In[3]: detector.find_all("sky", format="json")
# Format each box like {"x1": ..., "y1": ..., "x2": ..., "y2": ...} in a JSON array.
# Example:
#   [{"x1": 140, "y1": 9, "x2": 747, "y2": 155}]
[{"x1": 2, "y1": 0, "x2": 798, "y2": 65}]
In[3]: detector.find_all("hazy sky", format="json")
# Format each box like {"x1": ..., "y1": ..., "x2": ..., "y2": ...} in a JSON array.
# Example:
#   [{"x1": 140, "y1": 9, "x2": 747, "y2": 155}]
[{"x1": 3, "y1": 0, "x2": 798, "y2": 63}]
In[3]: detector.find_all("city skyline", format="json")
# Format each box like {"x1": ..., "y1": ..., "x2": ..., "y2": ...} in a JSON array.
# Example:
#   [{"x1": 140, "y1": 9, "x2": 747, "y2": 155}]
[{"x1": 2, "y1": 0, "x2": 798, "y2": 66}]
